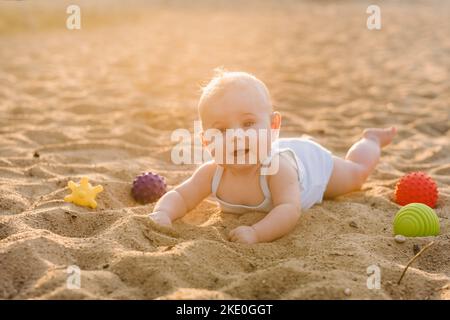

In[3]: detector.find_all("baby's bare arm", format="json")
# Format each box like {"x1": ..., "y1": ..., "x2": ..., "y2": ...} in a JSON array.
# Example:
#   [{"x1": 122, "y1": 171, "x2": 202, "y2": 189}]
[
  {"x1": 151, "y1": 161, "x2": 216, "y2": 224},
  {"x1": 252, "y1": 157, "x2": 302, "y2": 242}
]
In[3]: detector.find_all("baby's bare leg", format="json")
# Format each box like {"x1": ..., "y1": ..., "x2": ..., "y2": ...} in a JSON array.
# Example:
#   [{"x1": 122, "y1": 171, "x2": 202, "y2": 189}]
[{"x1": 324, "y1": 127, "x2": 396, "y2": 198}]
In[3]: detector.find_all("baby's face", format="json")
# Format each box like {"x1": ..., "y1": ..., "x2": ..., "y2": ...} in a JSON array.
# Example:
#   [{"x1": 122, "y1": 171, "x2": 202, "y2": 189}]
[{"x1": 200, "y1": 84, "x2": 280, "y2": 168}]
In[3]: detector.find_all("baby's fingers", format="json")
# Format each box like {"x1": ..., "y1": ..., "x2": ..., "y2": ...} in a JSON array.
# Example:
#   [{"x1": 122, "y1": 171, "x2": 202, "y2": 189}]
[
  {"x1": 229, "y1": 229, "x2": 238, "y2": 242},
  {"x1": 149, "y1": 212, "x2": 172, "y2": 227}
]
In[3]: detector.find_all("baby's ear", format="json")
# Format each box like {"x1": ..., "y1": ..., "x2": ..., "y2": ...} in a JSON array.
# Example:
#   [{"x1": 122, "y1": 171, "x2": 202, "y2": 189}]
[{"x1": 271, "y1": 111, "x2": 282, "y2": 130}]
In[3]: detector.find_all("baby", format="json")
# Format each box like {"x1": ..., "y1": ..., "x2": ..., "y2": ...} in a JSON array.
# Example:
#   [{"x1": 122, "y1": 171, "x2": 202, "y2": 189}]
[{"x1": 149, "y1": 70, "x2": 396, "y2": 244}]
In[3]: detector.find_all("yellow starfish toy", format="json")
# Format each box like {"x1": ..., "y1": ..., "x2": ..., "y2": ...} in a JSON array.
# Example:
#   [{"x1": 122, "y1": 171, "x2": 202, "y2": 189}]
[{"x1": 64, "y1": 177, "x2": 103, "y2": 209}]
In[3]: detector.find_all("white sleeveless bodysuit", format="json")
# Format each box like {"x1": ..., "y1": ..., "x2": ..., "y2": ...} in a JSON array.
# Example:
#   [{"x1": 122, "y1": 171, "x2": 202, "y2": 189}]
[{"x1": 209, "y1": 137, "x2": 334, "y2": 213}]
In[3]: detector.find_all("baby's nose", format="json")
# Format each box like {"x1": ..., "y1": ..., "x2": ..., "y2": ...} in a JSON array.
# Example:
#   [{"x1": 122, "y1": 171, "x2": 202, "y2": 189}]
[{"x1": 230, "y1": 128, "x2": 245, "y2": 138}]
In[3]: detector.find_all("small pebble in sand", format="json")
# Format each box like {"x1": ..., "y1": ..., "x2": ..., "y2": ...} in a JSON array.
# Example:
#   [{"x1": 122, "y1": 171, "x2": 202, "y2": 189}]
[
  {"x1": 349, "y1": 221, "x2": 358, "y2": 228},
  {"x1": 344, "y1": 288, "x2": 352, "y2": 296},
  {"x1": 413, "y1": 244, "x2": 421, "y2": 255},
  {"x1": 394, "y1": 235, "x2": 406, "y2": 243}
]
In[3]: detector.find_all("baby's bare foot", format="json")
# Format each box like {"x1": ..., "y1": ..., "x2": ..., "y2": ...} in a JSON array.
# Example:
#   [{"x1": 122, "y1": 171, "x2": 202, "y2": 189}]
[{"x1": 363, "y1": 127, "x2": 397, "y2": 147}]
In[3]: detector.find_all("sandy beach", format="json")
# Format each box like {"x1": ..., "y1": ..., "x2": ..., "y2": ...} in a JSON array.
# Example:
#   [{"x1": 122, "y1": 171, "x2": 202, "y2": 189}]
[{"x1": 0, "y1": 0, "x2": 449, "y2": 299}]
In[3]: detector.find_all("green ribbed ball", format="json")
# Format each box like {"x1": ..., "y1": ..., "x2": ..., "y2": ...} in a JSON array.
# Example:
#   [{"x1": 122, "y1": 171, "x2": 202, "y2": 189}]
[{"x1": 393, "y1": 203, "x2": 440, "y2": 237}]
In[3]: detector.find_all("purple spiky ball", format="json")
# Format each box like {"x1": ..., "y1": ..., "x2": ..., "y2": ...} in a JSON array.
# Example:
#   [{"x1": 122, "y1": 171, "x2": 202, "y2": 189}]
[{"x1": 131, "y1": 172, "x2": 167, "y2": 204}]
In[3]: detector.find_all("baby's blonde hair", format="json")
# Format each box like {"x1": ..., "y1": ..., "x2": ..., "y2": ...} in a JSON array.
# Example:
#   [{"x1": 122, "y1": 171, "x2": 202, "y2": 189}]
[{"x1": 198, "y1": 67, "x2": 273, "y2": 117}]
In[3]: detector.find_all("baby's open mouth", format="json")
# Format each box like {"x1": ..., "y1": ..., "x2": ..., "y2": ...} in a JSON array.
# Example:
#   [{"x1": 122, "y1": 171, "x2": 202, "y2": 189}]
[{"x1": 233, "y1": 148, "x2": 250, "y2": 157}]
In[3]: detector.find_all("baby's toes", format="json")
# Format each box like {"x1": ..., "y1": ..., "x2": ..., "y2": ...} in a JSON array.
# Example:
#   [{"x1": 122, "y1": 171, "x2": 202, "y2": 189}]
[
  {"x1": 379, "y1": 127, "x2": 397, "y2": 147},
  {"x1": 363, "y1": 127, "x2": 396, "y2": 147}
]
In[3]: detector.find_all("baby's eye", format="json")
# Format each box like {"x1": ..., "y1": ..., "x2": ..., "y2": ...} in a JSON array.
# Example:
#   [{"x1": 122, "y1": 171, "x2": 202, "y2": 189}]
[{"x1": 243, "y1": 121, "x2": 255, "y2": 128}]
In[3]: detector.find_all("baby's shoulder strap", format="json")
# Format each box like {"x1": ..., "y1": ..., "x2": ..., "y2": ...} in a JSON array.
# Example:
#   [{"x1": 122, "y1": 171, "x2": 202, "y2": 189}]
[
  {"x1": 211, "y1": 165, "x2": 224, "y2": 195},
  {"x1": 261, "y1": 148, "x2": 304, "y2": 190}
]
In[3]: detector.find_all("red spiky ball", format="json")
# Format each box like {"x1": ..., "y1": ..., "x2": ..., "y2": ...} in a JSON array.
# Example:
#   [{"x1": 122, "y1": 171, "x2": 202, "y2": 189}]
[
  {"x1": 394, "y1": 172, "x2": 438, "y2": 208},
  {"x1": 131, "y1": 172, "x2": 167, "y2": 204}
]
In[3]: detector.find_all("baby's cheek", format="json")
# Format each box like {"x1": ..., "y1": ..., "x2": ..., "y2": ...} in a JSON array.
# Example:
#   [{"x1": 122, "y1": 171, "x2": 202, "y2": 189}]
[{"x1": 257, "y1": 135, "x2": 271, "y2": 157}]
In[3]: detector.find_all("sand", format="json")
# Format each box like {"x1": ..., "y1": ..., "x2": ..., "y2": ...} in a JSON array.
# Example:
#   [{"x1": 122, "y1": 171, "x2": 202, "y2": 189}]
[{"x1": 0, "y1": 0, "x2": 449, "y2": 300}]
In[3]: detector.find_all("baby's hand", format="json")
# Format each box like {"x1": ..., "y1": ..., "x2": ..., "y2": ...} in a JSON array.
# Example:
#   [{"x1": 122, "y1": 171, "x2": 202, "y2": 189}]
[
  {"x1": 149, "y1": 211, "x2": 172, "y2": 227},
  {"x1": 229, "y1": 226, "x2": 258, "y2": 244}
]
